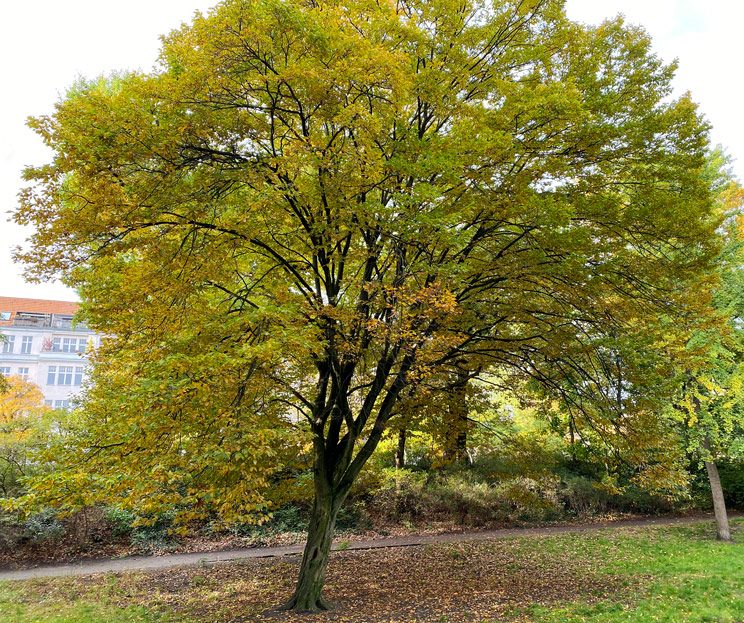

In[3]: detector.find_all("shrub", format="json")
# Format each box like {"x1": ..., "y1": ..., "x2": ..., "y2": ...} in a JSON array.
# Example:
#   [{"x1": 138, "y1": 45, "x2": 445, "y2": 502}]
[
  {"x1": 264, "y1": 505, "x2": 307, "y2": 533},
  {"x1": 336, "y1": 500, "x2": 372, "y2": 532},
  {"x1": 559, "y1": 475, "x2": 608, "y2": 519},
  {"x1": 129, "y1": 511, "x2": 177, "y2": 552},
  {"x1": 103, "y1": 507, "x2": 136, "y2": 538},
  {"x1": 368, "y1": 467, "x2": 562, "y2": 526},
  {"x1": 23, "y1": 508, "x2": 65, "y2": 544},
  {"x1": 717, "y1": 461, "x2": 744, "y2": 510},
  {"x1": 369, "y1": 468, "x2": 429, "y2": 520}
]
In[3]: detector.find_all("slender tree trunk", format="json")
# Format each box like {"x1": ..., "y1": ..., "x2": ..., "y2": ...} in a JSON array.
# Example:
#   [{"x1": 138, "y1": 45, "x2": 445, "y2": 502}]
[
  {"x1": 395, "y1": 428, "x2": 406, "y2": 469},
  {"x1": 702, "y1": 456, "x2": 731, "y2": 543},
  {"x1": 280, "y1": 492, "x2": 344, "y2": 611},
  {"x1": 701, "y1": 438, "x2": 731, "y2": 541}
]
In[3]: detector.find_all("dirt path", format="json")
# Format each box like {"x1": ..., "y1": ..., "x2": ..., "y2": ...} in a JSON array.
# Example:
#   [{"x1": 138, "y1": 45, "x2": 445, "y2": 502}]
[{"x1": 0, "y1": 513, "x2": 722, "y2": 582}]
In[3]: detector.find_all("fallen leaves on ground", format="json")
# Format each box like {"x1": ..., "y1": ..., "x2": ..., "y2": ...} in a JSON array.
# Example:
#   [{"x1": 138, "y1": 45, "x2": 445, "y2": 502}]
[{"x1": 14, "y1": 535, "x2": 642, "y2": 622}]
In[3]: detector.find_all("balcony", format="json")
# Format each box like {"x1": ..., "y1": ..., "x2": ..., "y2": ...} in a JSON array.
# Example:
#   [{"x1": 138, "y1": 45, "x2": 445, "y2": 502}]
[
  {"x1": 12, "y1": 314, "x2": 51, "y2": 327},
  {"x1": 11, "y1": 313, "x2": 88, "y2": 331}
]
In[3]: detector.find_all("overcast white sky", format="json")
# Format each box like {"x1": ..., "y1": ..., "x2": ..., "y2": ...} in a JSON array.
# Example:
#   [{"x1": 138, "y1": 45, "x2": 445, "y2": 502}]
[{"x1": 1, "y1": 1, "x2": 743, "y2": 301}]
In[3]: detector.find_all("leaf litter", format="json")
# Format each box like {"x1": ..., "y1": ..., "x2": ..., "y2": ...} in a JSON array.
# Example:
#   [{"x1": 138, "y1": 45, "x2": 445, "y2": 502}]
[{"x1": 14, "y1": 533, "x2": 645, "y2": 622}]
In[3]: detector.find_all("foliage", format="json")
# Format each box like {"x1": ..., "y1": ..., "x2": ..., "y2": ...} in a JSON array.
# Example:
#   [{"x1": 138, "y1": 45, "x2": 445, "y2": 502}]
[
  {"x1": 688, "y1": 458, "x2": 744, "y2": 510},
  {"x1": 11, "y1": 0, "x2": 724, "y2": 609},
  {"x1": 21, "y1": 508, "x2": 66, "y2": 545},
  {"x1": 129, "y1": 511, "x2": 178, "y2": 553},
  {"x1": 669, "y1": 147, "x2": 744, "y2": 465},
  {"x1": 103, "y1": 507, "x2": 137, "y2": 539},
  {"x1": 241, "y1": 505, "x2": 307, "y2": 537},
  {"x1": 0, "y1": 377, "x2": 59, "y2": 498},
  {"x1": 366, "y1": 462, "x2": 678, "y2": 526}
]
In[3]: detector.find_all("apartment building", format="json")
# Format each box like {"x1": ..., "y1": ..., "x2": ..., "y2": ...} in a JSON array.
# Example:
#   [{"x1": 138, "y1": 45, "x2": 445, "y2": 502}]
[{"x1": 0, "y1": 296, "x2": 99, "y2": 409}]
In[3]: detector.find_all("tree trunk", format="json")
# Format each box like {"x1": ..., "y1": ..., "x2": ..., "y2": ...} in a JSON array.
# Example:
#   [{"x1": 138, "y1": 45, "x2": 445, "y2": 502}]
[
  {"x1": 280, "y1": 493, "x2": 343, "y2": 611},
  {"x1": 280, "y1": 351, "x2": 416, "y2": 611},
  {"x1": 444, "y1": 371, "x2": 470, "y2": 464},
  {"x1": 454, "y1": 429, "x2": 469, "y2": 464},
  {"x1": 705, "y1": 458, "x2": 731, "y2": 542},
  {"x1": 395, "y1": 428, "x2": 406, "y2": 469}
]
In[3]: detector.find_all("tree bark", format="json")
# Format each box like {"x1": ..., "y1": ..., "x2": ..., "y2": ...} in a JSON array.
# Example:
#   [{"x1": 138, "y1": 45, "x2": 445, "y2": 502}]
[
  {"x1": 454, "y1": 429, "x2": 469, "y2": 464},
  {"x1": 701, "y1": 437, "x2": 731, "y2": 541},
  {"x1": 280, "y1": 349, "x2": 416, "y2": 611},
  {"x1": 395, "y1": 428, "x2": 406, "y2": 469},
  {"x1": 280, "y1": 492, "x2": 344, "y2": 611},
  {"x1": 444, "y1": 371, "x2": 470, "y2": 464},
  {"x1": 705, "y1": 457, "x2": 731, "y2": 542}
]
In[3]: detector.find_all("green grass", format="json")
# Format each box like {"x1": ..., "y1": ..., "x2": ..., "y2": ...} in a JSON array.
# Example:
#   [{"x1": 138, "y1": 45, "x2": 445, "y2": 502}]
[
  {"x1": 516, "y1": 520, "x2": 744, "y2": 623},
  {"x1": 0, "y1": 582, "x2": 166, "y2": 623}
]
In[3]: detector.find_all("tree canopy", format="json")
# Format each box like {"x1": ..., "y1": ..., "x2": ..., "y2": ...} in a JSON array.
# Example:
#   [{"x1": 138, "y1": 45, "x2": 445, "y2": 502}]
[
  {"x1": 667, "y1": 147, "x2": 744, "y2": 540},
  {"x1": 13, "y1": 0, "x2": 723, "y2": 610}
]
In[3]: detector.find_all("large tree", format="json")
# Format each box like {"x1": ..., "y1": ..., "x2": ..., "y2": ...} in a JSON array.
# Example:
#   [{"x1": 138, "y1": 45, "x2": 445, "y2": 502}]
[{"x1": 14, "y1": 0, "x2": 721, "y2": 610}]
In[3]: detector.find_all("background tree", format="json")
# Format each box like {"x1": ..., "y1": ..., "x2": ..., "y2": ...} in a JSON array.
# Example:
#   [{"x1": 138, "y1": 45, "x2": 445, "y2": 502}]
[
  {"x1": 389, "y1": 362, "x2": 485, "y2": 468},
  {"x1": 671, "y1": 147, "x2": 744, "y2": 541},
  {"x1": 14, "y1": 0, "x2": 721, "y2": 611},
  {"x1": 0, "y1": 377, "x2": 50, "y2": 497}
]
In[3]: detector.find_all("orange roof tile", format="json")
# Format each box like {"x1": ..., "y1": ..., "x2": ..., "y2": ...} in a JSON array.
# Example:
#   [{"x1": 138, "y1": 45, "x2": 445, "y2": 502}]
[{"x1": 0, "y1": 296, "x2": 79, "y2": 326}]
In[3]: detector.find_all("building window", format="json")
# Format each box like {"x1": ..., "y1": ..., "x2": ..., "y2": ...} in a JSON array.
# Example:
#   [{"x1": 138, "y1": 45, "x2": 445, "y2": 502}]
[
  {"x1": 52, "y1": 337, "x2": 87, "y2": 353},
  {"x1": 47, "y1": 366, "x2": 57, "y2": 385},
  {"x1": 74, "y1": 367, "x2": 84, "y2": 386},
  {"x1": 1, "y1": 336, "x2": 15, "y2": 354},
  {"x1": 52, "y1": 337, "x2": 74, "y2": 352},
  {"x1": 45, "y1": 400, "x2": 53, "y2": 407},
  {"x1": 21, "y1": 336, "x2": 32, "y2": 354},
  {"x1": 17, "y1": 367, "x2": 29, "y2": 382},
  {"x1": 54, "y1": 400, "x2": 69, "y2": 409},
  {"x1": 0, "y1": 312, "x2": 10, "y2": 321},
  {"x1": 0, "y1": 367, "x2": 9, "y2": 377},
  {"x1": 57, "y1": 366, "x2": 73, "y2": 385}
]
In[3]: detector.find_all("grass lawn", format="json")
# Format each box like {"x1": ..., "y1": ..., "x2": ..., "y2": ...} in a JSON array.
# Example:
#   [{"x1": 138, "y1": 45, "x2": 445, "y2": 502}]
[{"x1": 2, "y1": 519, "x2": 743, "y2": 622}]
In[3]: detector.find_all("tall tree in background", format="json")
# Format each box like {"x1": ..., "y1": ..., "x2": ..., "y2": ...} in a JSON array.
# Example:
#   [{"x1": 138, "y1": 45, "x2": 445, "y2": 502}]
[
  {"x1": 674, "y1": 147, "x2": 744, "y2": 541},
  {"x1": 14, "y1": 0, "x2": 721, "y2": 611}
]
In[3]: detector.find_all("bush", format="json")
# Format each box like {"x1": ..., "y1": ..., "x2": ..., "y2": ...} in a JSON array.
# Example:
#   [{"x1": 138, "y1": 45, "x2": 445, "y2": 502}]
[
  {"x1": 559, "y1": 475, "x2": 608, "y2": 519},
  {"x1": 717, "y1": 461, "x2": 744, "y2": 510},
  {"x1": 557, "y1": 472, "x2": 678, "y2": 518},
  {"x1": 368, "y1": 467, "x2": 562, "y2": 526},
  {"x1": 103, "y1": 507, "x2": 136, "y2": 538},
  {"x1": 336, "y1": 500, "x2": 372, "y2": 532},
  {"x1": 368, "y1": 468, "x2": 430, "y2": 519},
  {"x1": 227, "y1": 504, "x2": 309, "y2": 542},
  {"x1": 264, "y1": 505, "x2": 307, "y2": 533},
  {"x1": 687, "y1": 459, "x2": 744, "y2": 512},
  {"x1": 129, "y1": 511, "x2": 177, "y2": 552},
  {"x1": 23, "y1": 509, "x2": 65, "y2": 544}
]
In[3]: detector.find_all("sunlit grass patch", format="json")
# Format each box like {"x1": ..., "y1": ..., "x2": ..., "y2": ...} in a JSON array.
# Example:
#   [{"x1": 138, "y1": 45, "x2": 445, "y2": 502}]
[{"x1": 0, "y1": 581, "x2": 165, "y2": 623}]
